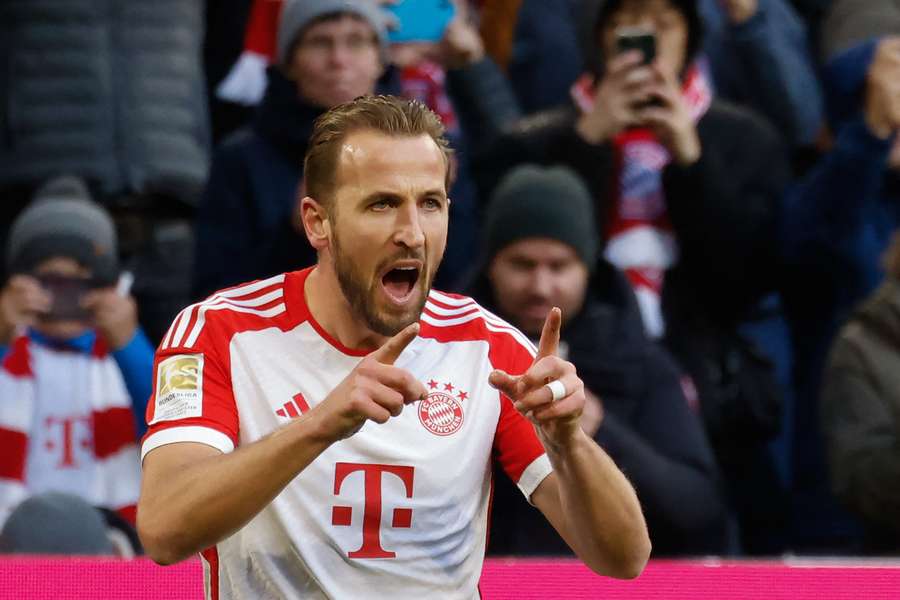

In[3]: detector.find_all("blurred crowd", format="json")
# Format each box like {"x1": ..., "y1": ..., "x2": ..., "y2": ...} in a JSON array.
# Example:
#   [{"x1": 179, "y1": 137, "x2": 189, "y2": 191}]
[{"x1": 0, "y1": 0, "x2": 898, "y2": 561}]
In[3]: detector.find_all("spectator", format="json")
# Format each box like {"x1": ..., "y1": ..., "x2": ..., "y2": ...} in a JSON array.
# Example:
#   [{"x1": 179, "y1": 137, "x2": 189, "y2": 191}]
[
  {"x1": 0, "y1": 493, "x2": 115, "y2": 556},
  {"x1": 0, "y1": 0, "x2": 208, "y2": 343},
  {"x1": 780, "y1": 19, "x2": 900, "y2": 550},
  {"x1": 822, "y1": 233, "x2": 900, "y2": 554},
  {"x1": 0, "y1": 177, "x2": 148, "y2": 529},
  {"x1": 697, "y1": 0, "x2": 825, "y2": 147},
  {"x1": 470, "y1": 165, "x2": 730, "y2": 556},
  {"x1": 477, "y1": 0, "x2": 790, "y2": 554}
]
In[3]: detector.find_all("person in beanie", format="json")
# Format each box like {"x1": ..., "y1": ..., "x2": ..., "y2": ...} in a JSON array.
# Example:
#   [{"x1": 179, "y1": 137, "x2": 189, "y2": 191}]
[
  {"x1": 0, "y1": 175, "x2": 150, "y2": 531},
  {"x1": 477, "y1": 0, "x2": 791, "y2": 554},
  {"x1": 467, "y1": 164, "x2": 730, "y2": 556}
]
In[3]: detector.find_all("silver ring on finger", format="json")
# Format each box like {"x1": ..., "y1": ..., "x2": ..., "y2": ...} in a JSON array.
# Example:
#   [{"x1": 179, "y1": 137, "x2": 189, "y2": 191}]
[{"x1": 544, "y1": 379, "x2": 567, "y2": 402}]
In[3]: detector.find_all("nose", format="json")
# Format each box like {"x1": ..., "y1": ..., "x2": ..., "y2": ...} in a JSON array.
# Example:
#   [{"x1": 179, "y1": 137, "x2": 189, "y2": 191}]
[
  {"x1": 393, "y1": 202, "x2": 425, "y2": 250},
  {"x1": 529, "y1": 266, "x2": 553, "y2": 299}
]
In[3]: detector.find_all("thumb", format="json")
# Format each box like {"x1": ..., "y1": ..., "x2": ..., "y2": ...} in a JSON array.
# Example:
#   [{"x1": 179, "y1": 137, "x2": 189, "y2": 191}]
[
  {"x1": 488, "y1": 369, "x2": 521, "y2": 398},
  {"x1": 371, "y1": 322, "x2": 420, "y2": 365}
]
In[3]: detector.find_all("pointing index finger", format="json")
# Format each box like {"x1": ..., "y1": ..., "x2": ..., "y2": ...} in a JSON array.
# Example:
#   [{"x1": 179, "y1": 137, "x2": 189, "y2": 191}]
[
  {"x1": 536, "y1": 307, "x2": 561, "y2": 361},
  {"x1": 371, "y1": 322, "x2": 420, "y2": 365}
]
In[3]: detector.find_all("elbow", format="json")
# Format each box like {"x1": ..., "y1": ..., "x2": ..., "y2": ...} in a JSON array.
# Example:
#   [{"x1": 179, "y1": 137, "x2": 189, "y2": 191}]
[
  {"x1": 137, "y1": 512, "x2": 194, "y2": 566},
  {"x1": 588, "y1": 530, "x2": 652, "y2": 580}
]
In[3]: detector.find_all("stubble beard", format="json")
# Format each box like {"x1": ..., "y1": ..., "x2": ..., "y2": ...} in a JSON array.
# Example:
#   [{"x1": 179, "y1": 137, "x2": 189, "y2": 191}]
[{"x1": 331, "y1": 231, "x2": 432, "y2": 337}]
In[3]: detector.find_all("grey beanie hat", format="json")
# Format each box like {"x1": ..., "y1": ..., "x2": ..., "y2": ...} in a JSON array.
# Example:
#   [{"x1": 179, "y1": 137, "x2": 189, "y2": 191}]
[
  {"x1": 821, "y1": 0, "x2": 900, "y2": 61},
  {"x1": 0, "y1": 492, "x2": 114, "y2": 555},
  {"x1": 6, "y1": 176, "x2": 119, "y2": 284},
  {"x1": 277, "y1": 0, "x2": 389, "y2": 65},
  {"x1": 484, "y1": 165, "x2": 599, "y2": 268}
]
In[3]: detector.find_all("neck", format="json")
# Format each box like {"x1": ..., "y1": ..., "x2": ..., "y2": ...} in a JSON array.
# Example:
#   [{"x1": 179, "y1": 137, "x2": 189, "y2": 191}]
[{"x1": 304, "y1": 263, "x2": 388, "y2": 353}]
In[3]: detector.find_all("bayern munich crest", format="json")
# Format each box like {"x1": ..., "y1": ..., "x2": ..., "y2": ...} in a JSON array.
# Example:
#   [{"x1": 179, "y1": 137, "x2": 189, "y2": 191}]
[{"x1": 419, "y1": 380, "x2": 466, "y2": 436}]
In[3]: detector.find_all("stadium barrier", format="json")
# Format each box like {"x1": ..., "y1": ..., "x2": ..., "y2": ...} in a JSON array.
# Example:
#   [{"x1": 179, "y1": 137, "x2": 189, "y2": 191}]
[{"x1": 2, "y1": 557, "x2": 899, "y2": 599}]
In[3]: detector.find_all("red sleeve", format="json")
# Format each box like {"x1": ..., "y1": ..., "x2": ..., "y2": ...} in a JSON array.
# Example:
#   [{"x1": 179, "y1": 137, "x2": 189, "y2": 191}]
[
  {"x1": 490, "y1": 333, "x2": 553, "y2": 499},
  {"x1": 141, "y1": 306, "x2": 239, "y2": 461}
]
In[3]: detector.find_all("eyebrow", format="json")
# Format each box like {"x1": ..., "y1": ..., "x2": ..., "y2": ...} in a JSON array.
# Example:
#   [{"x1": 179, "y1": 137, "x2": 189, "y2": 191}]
[{"x1": 358, "y1": 190, "x2": 448, "y2": 205}]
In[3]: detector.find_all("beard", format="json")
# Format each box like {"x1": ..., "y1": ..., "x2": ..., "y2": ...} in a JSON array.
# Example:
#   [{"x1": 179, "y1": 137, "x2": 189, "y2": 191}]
[{"x1": 331, "y1": 231, "x2": 434, "y2": 337}]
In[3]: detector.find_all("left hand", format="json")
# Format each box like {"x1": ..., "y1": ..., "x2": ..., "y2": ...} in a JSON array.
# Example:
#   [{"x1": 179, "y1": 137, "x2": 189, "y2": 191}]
[
  {"x1": 389, "y1": 13, "x2": 484, "y2": 70},
  {"x1": 488, "y1": 308, "x2": 586, "y2": 450},
  {"x1": 720, "y1": 0, "x2": 758, "y2": 24},
  {"x1": 636, "y1": 65, "x2": 702, "y2": 166},
  {"x1": 82, "y1": 289, "x2": 138, "y2": 351}
]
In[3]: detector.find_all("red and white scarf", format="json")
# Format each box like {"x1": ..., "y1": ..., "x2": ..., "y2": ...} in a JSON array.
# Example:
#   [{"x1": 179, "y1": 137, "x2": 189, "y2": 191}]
[
  {"x1": 0, "y1": 336, "x2": 141, "y2": 526},
  {"x1": 571, "y1": 63, "x2": 712, "y2": 337}
]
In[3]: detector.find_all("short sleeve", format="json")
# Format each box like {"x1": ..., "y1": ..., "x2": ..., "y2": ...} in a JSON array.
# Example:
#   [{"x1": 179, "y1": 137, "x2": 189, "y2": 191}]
[
  {"x1": 490, "y1": 331, "x2": 553, "y2": 501},
  {"x1": 141, "y1": 314, "x2": 239, "y2": 462}
]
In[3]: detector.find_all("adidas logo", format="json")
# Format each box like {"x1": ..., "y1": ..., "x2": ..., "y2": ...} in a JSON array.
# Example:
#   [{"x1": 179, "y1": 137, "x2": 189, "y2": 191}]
[{"x1": 276, "y1": 394, "x2": 310, "y2": 419}]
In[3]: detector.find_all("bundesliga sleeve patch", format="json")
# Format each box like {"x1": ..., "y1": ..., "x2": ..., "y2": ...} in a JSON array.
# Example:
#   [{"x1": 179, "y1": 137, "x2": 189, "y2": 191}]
[{"x1": 151, "y1": 354, "x2": 204, "y2": 424}]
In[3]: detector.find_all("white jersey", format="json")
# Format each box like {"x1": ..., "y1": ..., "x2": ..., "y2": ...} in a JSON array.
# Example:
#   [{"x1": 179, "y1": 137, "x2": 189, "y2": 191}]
[{"x1": 142, "y1": 268, "x2": 553, "y2": 600}]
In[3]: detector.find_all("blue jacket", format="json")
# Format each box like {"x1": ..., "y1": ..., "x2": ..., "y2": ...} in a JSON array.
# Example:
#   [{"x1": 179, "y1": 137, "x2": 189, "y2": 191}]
[
  {"x1": 780, "y1": 38, "x2": 899, "y2": 549},
  {"x1": 699, "y1": 0, "x2": 825, "y2": 146}
]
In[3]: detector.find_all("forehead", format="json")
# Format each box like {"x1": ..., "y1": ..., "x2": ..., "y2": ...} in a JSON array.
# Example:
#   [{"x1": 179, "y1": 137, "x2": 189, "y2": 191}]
[
  {"x1": 300, "y1": 13, "x2": 376, "y2": 40},
  {"x1": 333, "y1": 130, "x2": 447, "y2": 197}
]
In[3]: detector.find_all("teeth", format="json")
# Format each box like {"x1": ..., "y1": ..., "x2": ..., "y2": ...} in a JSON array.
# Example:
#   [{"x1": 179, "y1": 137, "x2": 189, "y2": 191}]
[{"x1": 397, "y1": 267, "x2": 417, "y2": 271}]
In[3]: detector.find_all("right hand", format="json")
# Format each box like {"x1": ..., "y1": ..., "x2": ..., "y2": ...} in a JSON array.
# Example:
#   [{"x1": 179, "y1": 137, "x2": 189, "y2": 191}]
[
  {"x1": 864, "y1": 37, "x2": 900, "y2": 139},
  {"x1": 0, "y1": 275, "x2": 51, "y2": 344},
  {"x1": 313, "y1": 323, "x2": 428, "y2": 441},
  {"x1": 576, "y1": 51, "x2": 657, "y2": 144}
]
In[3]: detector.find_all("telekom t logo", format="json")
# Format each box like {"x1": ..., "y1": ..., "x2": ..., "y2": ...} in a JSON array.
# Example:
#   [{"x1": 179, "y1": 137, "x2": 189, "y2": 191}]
[{"x1": 331, "y1": 462, "x2": 415, "y2": 559}]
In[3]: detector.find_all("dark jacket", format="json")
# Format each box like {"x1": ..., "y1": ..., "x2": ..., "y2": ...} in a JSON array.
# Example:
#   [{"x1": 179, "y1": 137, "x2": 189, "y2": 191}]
[
  {"x1": 0, "y1": 0, "x2": 209, "y2": 207},
  {"x1": 822, "y1": 278, "x2": 900, "y2": 553},
  {"x1": 780, "y1": 39, "x2": 899, "y2": 549},
  {"x1": 193, "y1": 68, "x2": 321, "y2": 300},
  {"x1": 698, "y1": 0, "x2": 825, "y2": 146},
  {"x1": 470, "y1": 262, "x2": 730, "y2": 556}
]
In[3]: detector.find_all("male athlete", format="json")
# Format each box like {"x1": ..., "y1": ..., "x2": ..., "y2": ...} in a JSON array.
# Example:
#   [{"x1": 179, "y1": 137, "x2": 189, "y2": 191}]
[{"x1": 137, "y1": 96, "x2": 650, "y2": 599}]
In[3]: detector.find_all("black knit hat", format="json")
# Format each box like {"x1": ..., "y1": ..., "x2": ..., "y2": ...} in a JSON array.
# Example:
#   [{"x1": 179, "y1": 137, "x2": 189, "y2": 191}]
[
  {"x1": 578, "y1": 0, "x2": 704, "y2": 78},
  {"x1": 6, "y1": 176, "x2": 119, "y2": 285},
  {"x1": 484, "y1": 165, "x2": 599, "y2": 268}
]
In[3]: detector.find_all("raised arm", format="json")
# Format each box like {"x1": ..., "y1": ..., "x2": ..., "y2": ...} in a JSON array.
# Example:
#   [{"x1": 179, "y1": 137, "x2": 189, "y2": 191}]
[
  {"x1": 137, "y1": 324, "x2": 427, "y2": 564},
  {"x1": 488, "y1": 309, "x2": 651, "y2": 578}
]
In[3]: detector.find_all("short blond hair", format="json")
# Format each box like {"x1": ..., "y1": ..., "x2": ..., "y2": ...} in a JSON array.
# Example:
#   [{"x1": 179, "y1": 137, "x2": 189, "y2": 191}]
[{"x1": 303, "y1": 95, "x2": 452, "y2": 210}]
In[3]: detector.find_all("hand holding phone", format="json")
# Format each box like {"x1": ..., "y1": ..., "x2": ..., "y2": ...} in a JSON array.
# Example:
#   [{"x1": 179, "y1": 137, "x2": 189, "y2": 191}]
[{"x1": 616, "y1": 27, "x2": 656, "y2": 65}]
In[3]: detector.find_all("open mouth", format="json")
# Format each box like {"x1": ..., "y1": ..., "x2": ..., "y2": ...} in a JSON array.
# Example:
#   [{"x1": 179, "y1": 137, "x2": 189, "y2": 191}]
[{"x1": 381, "y1": 264, "x2": 421, "y2": 304}]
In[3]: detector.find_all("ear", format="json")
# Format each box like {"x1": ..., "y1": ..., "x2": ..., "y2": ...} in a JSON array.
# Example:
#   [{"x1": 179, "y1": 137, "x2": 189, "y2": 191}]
[{"x1": 299, "y1": 196, "x2": 331, "y2": 251}]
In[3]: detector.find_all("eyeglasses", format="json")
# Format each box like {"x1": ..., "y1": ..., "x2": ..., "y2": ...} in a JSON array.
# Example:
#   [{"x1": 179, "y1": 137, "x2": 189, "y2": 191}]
[{"x1": 298, "y1": 33, "x2": 378, "y2": 56}]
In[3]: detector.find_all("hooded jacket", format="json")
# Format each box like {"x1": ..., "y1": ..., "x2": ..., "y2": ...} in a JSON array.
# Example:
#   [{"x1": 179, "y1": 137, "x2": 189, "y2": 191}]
[{"x1": 469, "y1": 261, "x2": 730, "y2": 556}]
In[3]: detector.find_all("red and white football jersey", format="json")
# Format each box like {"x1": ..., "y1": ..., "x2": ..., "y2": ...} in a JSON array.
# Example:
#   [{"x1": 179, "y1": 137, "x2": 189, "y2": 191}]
[{"x1": 142, "y1": 267, "x2": 553, "y2": 600}]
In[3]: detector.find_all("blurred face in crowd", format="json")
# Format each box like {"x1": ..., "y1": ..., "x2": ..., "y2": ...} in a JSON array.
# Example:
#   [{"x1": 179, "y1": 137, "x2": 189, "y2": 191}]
[
  {"x1": 324, "y1": 130, "x2": 449, "y2": 336},
  {"x1": 488, "y1": 239, "x2": 590, "y2": 338},
  {"x1": 599, "y1": 0, "x2": 689, "y2": 80},
  {"x1": 32, "y1": 256, "x2": 93, "y2": 340},
  {"x1": 287, "y1": 14, "x2": 382, "y2": 109}
]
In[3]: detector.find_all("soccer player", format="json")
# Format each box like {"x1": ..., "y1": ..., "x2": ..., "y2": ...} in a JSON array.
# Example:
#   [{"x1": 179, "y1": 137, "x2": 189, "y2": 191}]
[{"x1": 137, "y1": 95, "x2": 650, "y2": 598}]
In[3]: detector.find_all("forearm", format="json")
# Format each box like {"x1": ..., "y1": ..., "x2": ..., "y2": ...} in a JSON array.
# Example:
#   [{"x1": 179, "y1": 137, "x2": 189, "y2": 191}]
[
  {"x1": 138, "y1": 410, "x2": 333, "y2": 564},
  {"x1": 545, "y1": 429, "x2": 650, "y2": 578}
]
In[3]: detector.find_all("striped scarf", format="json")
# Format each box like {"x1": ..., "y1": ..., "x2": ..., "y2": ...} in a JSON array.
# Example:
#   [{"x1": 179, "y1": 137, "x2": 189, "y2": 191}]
[
  {"x1": 571, "y1": 62, "x2": 712, "y2": 338},
  {"x1": 0, "y1": 335, "x2": 141, "y2": 526}
]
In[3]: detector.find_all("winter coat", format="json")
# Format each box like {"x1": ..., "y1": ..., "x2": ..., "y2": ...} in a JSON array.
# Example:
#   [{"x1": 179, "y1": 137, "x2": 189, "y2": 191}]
[
  {"x1": 469, "y1": 261, "x2": 730, "y2": 556},
  {"x1": 823, "y1": 278, "x2": 900, "y2": 553},
  {"x1": 698, "y1": 0, "x2": 825, "y2": 146},
  {"x1": 192, "y1": 68, "x2": 320, "y2": 300},
  {"x1": 779, "y1": 39, "x2": 899, "y2": 549},
  {"x1": 0, "y1": 0, "x2": 209, "y2": 207}
]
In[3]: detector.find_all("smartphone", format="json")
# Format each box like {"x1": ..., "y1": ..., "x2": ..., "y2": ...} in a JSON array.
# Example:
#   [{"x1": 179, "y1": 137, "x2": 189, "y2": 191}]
[
  {"x1": 385, "y1": 0, "x2": 456, "y2": 43},
  {"x1": 36, "y1": 274, "x2": 96, "y2": 321},
  {"x1": 616, "y1": 27, "x2": 656, "y2": 65}
]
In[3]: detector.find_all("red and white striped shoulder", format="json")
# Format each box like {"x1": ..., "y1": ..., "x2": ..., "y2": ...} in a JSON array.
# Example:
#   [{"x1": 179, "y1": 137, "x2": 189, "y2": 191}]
[
  {"x1": 421, "y1": 290, "x2": 537, "y2": 359},
  {"x1": 160, "y1": 274, "x2": 290, "y2": 352}
]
